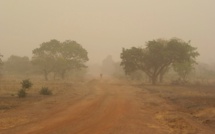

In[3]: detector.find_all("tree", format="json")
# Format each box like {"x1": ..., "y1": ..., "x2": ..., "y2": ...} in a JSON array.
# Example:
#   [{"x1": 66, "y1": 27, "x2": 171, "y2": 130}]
[
  {"x1": 120, "y1": 38, "x2": 199, "y2": 85},
  {"x1": 32, "y1": 39, "x2": 89, "y2": 80},
  {"x1": 4, "y1": 55, "x2": 31, "y2": 74}
]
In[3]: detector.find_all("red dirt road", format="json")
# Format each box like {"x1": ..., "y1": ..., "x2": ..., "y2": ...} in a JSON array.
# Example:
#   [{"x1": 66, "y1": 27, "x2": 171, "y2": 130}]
[{"x1": 1, "y1": 79, "x2": 214, "y2": 134}]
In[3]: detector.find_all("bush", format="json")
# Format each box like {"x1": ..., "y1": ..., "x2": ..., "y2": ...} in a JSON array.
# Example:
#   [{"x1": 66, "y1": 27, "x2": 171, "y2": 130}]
[
  {"x1": 18, "y1": 89, "x2": 27, "y2": 98},
  {"x1": 18, "y1": 79, "x2": 33, "y2": 98},
  {"x1": 21, "y1": 79, "x2": 33, "y2": 89},
  {"x1": 40, "y1": 87, "x2": 52, "y2": 95}
]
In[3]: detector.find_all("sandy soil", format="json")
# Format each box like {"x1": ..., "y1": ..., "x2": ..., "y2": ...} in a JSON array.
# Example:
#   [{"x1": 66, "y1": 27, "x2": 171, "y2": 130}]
[{"x1": 0, "y1": 79, "x2": 214, "y2": 134}]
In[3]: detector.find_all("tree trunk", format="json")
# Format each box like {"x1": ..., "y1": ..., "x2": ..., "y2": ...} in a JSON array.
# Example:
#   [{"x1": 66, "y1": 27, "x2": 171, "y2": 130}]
[{"x1": 159, "y1": 67, "x2": 169, "y2": 83}]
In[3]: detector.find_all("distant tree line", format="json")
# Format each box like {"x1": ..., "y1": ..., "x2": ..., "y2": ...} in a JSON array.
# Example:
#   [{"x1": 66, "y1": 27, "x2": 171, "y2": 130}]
[{"x1": 3, "y1": 38, "x2": 215, "y2": 85}]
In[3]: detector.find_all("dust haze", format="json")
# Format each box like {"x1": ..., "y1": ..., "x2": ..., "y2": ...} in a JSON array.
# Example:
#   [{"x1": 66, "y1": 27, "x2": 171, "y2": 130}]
[
  {"x1": 1, "y1": 1, "x2": 215, "y2": 134},
  {"x1": 1, "y1": 0, "x2": 215, "y2": 64}
]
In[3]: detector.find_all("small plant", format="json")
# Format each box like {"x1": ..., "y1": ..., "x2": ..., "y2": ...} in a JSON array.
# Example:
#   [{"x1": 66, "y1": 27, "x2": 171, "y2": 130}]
[
  {"x1": 21, "y1": 79, "x2": 33, "y2": 90},
  {"x1": 18, "y1": 89, "x2": 27, "y2": 98},
  {"x1": 40, "y1": 87, "x2": 52, "y2": 95},
  {"x1": 17, "y1": 79, "x2": 33, "y2": 98}
]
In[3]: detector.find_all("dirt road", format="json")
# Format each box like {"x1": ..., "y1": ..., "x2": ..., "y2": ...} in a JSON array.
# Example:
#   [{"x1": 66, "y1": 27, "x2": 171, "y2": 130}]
[{"x1": 1, "y1": 79, "x2": 214, "y2": 134}]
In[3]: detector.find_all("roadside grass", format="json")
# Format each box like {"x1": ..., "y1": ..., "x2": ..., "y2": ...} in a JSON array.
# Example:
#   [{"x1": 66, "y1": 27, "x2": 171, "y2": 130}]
[
  {"x1": 0, "y1": 75, "x2": 81, "y2": 111},
  {"x1": 138, "y1": 83, "x2": 215, "y2": 129}
]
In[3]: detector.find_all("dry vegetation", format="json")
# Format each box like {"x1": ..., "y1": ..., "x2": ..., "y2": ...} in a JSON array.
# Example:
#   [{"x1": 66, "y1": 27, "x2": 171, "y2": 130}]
[
  {"x1": 138, "y1": 84, "x2": 215, "y2": 133},
  {"x1": 0, "y1": 76, "x2": 215, "y2": 134},
  {"x1": 0, "y1": 75, "x2": 88, "y2": 131}
]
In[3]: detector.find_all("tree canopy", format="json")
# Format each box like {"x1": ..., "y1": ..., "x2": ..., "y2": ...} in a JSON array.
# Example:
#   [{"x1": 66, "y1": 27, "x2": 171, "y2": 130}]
[
  {"x1": 120, "y1": 38, "x2": 199, "y2": 84},
  {"x1": 32, "y1": 39, "x2": 89, "y2": 80}
]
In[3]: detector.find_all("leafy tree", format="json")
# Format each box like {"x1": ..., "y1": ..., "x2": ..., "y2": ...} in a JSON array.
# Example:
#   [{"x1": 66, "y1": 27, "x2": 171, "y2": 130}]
[
  {"x1": 120, "y1": 38, "x2": 199, "y2": 85},
  {"x1": 120, "y1": 47, "x2": 144, "y2": 75},
  {"x1": 32, "y1": 39, "x2": 89, "y2": 80}
]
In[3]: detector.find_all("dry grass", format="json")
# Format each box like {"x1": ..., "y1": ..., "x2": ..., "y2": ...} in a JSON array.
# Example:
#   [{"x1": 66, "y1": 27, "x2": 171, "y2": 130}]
[
  {"x1": 1, "y1": 76, "x2": 215, "y2": 133},
  {"x1": 0, "y1": 75, "x2": 87, "y2": 130},
  {"x1": 142, "y1": 84, "x2": 215, "y2": 131}
]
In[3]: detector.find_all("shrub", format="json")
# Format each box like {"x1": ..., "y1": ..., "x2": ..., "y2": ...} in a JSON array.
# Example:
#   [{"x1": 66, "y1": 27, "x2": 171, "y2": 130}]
[
  {"x1": 21, "y1": 79, "x2": 33, "y2": 89},
  {"x1": 18, "y1": 79, "x2": 33, "y2": 98},
  {"x1": 40, "y1": 87, "x2": 52, "y2": 95},
  {"x1": 18, "y1": 89, "x2": 27, "y2": 98}
]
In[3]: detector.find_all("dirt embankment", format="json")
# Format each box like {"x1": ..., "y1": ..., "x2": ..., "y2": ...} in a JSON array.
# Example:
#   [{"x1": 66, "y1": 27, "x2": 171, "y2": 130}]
[{"x1": 0, "y1": 79, "x2": 214, "y2": 134}]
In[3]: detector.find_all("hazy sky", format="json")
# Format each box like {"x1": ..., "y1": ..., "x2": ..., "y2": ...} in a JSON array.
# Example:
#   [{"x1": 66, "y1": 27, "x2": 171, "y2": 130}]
[{"x1": 1, "y1": 0, "x2": 215, "y2": 64}]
